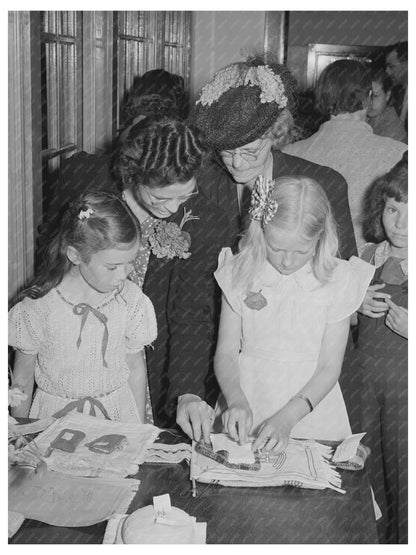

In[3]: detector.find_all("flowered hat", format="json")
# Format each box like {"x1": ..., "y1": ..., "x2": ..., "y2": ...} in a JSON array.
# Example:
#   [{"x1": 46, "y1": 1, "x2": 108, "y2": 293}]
[{"x1": 191, "y1": 57, "x2": 297, "y2": 151}]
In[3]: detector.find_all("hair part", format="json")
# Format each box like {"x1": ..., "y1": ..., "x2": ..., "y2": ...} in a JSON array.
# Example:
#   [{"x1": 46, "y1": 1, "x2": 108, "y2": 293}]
[
  {"x1": 362, "y1": 152, "x2": 408, "y2": 242},
  {"x1": 17, "y1": 192, "x2": 140, "y2": 302},
  {"x1": 231, "y1": 176, "x2": 339, "y2": 290},
  {"x1": 316, "y1": 59, "x2": 372, "y2": 116},
  {"x1": 113, "y1": 118, "x2": 205, "y2": 191}
]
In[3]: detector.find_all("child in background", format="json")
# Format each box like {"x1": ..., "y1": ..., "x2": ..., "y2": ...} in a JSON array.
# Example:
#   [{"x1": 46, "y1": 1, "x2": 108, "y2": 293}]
[
  {"x1": 214, "y1": 176, "x2": 374, "y2": 453},
  {"x1": 9, "y1": 192, "x2": 157, "y2": 423},
  {"x1": 355, "y1": 155, "x2": 408, "y2": 544}
]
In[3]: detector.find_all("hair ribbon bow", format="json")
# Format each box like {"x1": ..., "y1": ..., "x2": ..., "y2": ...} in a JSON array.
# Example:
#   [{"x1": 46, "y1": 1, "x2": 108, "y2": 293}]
[{"x1": 249, "y1": 176, "x2": 278, "y2": 227}]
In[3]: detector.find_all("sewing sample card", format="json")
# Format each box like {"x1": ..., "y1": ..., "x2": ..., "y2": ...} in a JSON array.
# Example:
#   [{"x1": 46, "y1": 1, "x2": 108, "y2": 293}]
[
  {"x1": 211, "y1": 434, "x2": 255, "y2": 464},
  {"x1": 9, "y1": 466, "x2": 139, "y2": 527},
  {"x1": 191, "y1": 435, "x2": 344, "y2": 493},
  {"x1": 25, "y1": 413, "x2": 159, "y2": 478}
]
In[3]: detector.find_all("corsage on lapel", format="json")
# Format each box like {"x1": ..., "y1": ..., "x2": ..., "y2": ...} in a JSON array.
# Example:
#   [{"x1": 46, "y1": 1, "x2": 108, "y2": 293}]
[
  {"x1": 243, "y1": 289, "x2": 267, "y2": 311},
  {"x1": 147, "y1": 207, "x2": 199, "y2": 260}
]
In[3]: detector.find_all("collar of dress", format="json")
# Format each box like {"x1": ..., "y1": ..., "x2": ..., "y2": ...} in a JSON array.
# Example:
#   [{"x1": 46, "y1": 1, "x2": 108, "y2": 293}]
[
  {"x1": 372, "y1": 240, "x2": 408, "y2": 275},
  {"x1": 254, "y1": 260, "x2": 322, "y2": 291}
]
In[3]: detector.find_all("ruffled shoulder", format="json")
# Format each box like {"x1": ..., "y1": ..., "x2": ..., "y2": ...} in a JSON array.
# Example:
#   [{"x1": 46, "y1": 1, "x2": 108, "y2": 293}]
[
  {"x1": 326, "y1": 257, "x2": 375, "y2": 324},
  {"x1": 358, "y1": 241, "x2": 378, "y2": 262},
  {"x1": 214, "y1": 247, "x2": 242, "y2": 315},
  {"x1": 122, "y1": 280, "x2": 157, "y2": 353},
  {"x1": 8, "y1": 296, "x2": 48, "y2": 353}
]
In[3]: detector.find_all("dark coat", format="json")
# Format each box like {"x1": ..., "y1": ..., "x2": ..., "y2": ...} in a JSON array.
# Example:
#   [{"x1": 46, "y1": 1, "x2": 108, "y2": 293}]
[{"x1": 144, "y1": 192, "x2": 230, "y2": 426}]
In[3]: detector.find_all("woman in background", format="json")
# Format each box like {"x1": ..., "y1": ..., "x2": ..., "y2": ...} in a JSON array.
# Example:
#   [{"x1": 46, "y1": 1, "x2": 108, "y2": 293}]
[
  {"x1": 283, "y1": 59, "x2": 407, "y2": 247},
  {"x1": 367, "y1": 68, "x2": 407, "y2": 143}
]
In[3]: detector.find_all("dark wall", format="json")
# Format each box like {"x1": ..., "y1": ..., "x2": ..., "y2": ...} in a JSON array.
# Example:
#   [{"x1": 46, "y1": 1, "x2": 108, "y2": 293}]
[{"x1": 288, "y1": 11, "x2": 407, "y2": 46}]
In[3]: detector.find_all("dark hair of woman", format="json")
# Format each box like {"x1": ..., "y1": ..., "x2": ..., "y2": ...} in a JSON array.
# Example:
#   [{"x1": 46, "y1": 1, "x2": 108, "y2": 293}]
[
  {"x1": 18, "y1": 192, "x2": 140, "y2": 302},
  {"x1": 120, "y1": 69, "x2": 189, "y2": 129},
  {"x1": 316, "y1": 59, "x2": 372, "y2": 117},
  {"x1": 362, "y1": 151, "x2": 408, "y2": 243},
  {"x1": 113, "y1": 117, "x2": 205, "y2": 192}
]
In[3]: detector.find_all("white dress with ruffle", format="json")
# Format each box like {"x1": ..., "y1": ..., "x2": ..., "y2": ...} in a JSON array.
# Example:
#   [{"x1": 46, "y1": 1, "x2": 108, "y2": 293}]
[
  {"x1": 214, "y1": 247, "x2": 375, "y2": 441},
  {"x1": 8, "y1": 280, "x2": 157, "y2": 423}
]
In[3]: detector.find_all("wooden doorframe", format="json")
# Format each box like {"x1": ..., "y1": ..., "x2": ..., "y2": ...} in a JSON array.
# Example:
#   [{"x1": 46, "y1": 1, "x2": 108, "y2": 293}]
[{"x1": 264, "y1": 11, "x2": 289, "y2": 65}]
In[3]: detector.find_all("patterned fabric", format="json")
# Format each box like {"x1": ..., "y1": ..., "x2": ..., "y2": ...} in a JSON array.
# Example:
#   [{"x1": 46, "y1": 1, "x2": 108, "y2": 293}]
[
  {"x1": 8, "y1": 280, "x2": 157, "y2": 423},
  {"x1": 128, "y1": 216, "x2": 157, "y2": 288},
  {"x1": 282, "y1": 116, "x2": 407, "y2": 246}
]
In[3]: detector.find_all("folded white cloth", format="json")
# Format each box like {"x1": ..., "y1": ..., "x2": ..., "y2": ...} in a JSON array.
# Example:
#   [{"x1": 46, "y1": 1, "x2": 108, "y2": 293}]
[{"x1": 8, "y1": 511, "x2": 25, "y2": 538}]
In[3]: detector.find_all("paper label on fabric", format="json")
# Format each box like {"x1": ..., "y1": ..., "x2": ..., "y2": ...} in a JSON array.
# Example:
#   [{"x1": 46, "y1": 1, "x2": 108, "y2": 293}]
[
  {"x1": 332, "y1": 433, "x2": 366, "y2": 462},
  {"x1": 153, "y1": 493, "x2": 172, "y2": 521}
]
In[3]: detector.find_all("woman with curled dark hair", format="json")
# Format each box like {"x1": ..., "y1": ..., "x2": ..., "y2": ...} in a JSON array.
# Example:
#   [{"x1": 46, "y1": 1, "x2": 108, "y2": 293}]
[
  {"x1": 283, "y1": 59, "x2": 407, "y2": 247},
  {"x1": 112, "y1": 117, "x2": 230, "y2": 428},
  {"x1": 114, "y1": 118, "x2": 204, "y2": 194},
  {"x1": 120, "y1": 69, "x2": 189, "y2": 130}
]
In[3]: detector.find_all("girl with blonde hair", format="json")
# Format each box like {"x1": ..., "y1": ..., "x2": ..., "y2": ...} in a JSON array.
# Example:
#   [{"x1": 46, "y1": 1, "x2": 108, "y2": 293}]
[{"x1": 214, "y1": 176, "x2": 374, "y2": 452}]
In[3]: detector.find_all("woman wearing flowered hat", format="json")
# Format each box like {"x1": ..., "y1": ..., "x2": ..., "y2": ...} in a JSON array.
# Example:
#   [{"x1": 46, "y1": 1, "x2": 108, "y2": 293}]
[
  {"x1": 189, "y1": 53, "x2": 356, "y2": 257},
  {"x1": 177, "y1": 53, "x2": 357, "y2": 441}
]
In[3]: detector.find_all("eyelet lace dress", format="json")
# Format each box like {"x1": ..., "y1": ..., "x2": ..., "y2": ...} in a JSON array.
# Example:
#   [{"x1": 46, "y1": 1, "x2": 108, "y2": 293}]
[{"x1": 8, "y1": 280, "x2": 157, "y2": 423}]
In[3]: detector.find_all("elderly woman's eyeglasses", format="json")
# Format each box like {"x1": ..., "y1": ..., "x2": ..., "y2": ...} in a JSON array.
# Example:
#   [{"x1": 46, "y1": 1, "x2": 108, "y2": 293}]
[{"x1": 142, "y1": 184, "x2": 199, "y2": 206}]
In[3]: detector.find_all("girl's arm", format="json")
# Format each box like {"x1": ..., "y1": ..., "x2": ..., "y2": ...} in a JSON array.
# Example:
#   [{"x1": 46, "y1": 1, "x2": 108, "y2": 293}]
[
  {"x1": 126, "y1": 351, "x2": 147, "y2": 423},
  {"x1": 10, "y1": 351, "x2": 36, "y2": 418},
  {"x1": 253, "y1": 317, "x2": 350, "y2": 452},
  {"x1": 214, "y1": 295, "x2": 253, "y2": 444}
]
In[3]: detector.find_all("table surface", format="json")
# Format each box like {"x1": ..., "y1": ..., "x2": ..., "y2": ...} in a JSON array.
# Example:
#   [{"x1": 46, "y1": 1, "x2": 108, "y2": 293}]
[{"x1": 10, "y1": 435, "x2": 378, "y2": 544}]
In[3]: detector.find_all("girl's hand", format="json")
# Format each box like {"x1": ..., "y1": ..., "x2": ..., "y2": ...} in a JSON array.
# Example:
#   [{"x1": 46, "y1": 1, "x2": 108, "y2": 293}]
[
  {"x1": 176, "y1": 395, "x2": 214, "y2": 444},
  {"x1": 385, "y1": 299, "x2": 408, "y2": 339},
  {"x1": 358, "y1": 283, "x2": 391, "y2": 318},
  {"x1": 222, "y1": 402, "x2": 253, "y2": 445},
  {"x1": 252, "y1": 407, "x2": 295, "y2": 454}
]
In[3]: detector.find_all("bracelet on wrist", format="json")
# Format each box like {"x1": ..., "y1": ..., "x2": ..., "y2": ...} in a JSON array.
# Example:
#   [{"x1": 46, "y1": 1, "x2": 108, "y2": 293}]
[{"x1": 291, "y1": 394, "x2": 314, "y2": 413}]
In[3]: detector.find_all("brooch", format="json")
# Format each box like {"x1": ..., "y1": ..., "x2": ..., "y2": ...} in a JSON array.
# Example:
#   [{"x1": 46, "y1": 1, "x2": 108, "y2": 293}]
[{"x1": 243, "y1": 290, "x2": 267, "y2": 311}]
